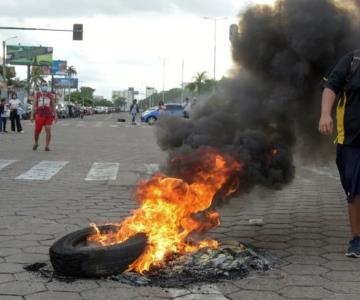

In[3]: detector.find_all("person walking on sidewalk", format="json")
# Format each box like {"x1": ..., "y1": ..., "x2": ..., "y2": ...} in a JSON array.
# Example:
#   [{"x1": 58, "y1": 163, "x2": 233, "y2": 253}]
[
  {"x1": 31, "y1": 82, "x2": 57, "y2": 151},
  {"x1": 130, "y1": 99, "x2": 139, "y2": 125},
  {"x1": 9, "y1": 93, "x2": 23, "y2": 133},
  {"x1": 0, "y1": 98, "x2": 8, "y2": 133},
  {"x1": 319, "y1": 50, "x2": 360, "y2": 258}
]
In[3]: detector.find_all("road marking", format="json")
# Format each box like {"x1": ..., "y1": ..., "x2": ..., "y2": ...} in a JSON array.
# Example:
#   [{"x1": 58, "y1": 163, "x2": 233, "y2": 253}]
[
  {"x1": 76, "y1": 122, "x2": 85, "y2": 127},
  {"x1": 143, "y1": 163, "x2": 160, "y2": 174},
  {"x1": 85, "y1": 162, "x2": 120, "y2": 181},
  {"x1": 109, "y1": 125, "x2": 119, "y2": 128},
  {"x1": 16, "y1": 161, "x2": 68, "y2": 180},
  {"x1": 104, "y1": 115, "x2": 112, "y2": 121},
  {"x1": 93, "y1": 121, "x2": 103, "y2": 127},
  {"x1": 0, "y1": 160, "x2": 17, "y2": 171},
  {"x1": 61, "y1": 123, "x2": 70, "y2": 127}
]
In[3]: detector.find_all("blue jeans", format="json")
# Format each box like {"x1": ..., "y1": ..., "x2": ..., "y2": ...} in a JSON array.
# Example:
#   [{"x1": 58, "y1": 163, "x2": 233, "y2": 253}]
[
  {"x1": 131, "y1": 113, "x2": 136, "y2": 124},
  {"x1": 0, "y1": 117, "x2": 6, "y2": 132}
]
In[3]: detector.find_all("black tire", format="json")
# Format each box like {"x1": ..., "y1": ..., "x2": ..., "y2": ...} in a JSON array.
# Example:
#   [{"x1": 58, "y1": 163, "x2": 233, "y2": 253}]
[
  {"x1": 49, "y1": 225, "x2": 147, "y2": 278},
  {"x1": 147, "y1": 116, "x2": 157, "y2": 125}
]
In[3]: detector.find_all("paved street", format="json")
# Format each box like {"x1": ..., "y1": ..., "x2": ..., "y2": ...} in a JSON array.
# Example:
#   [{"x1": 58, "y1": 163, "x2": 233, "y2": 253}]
[{"x1": 0, "y1": 113, "x2": 358, "y2": 300}]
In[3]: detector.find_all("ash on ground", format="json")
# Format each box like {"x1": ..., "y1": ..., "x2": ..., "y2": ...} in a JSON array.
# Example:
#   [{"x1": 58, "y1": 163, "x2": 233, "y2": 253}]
[
  {"x1": 112, "y1": 241, "x2": 269, "y2": 288},
  {"x1": 25, "y1": 241, "x2": 270, "y2": 288}
]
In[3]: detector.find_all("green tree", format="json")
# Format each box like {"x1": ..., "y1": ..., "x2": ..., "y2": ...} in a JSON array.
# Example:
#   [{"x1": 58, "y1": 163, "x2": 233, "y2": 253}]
[
  {"x1": 113, "y1": 97, "x2": 127, "y2": 110},
  {"x1": 66, "y1": 66, "x2": 77, "y2": 101},
  {"x1": 187, "y1": 71, "x2": 211, "y2": 95},
  {"x1": 95, "y1": 99, "x2": 113, "y2": 107},
  {"x1": 29, "y1": 67, "x2": 45, "y2": 92},
  {"x1": 10, "y1": 77, "x2": 27, "y2": 89},
  {"x1": 66, "y1": 65, "x2": 77, "y2": 77},
  {"x1": 0, "y1": 66, "x2": 16, "y2": 87},
  {"x1": 68, "y1": 86, "x2": 95, "y2": 106},
  {"x1": 80, "y1": 87, "x2": 95, "y2": 100}
]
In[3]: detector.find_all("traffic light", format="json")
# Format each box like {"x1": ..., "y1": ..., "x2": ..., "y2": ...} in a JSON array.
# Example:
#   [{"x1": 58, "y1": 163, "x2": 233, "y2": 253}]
[{"x1": 73, "y1": 24, "x2": 83, "y2": 40}]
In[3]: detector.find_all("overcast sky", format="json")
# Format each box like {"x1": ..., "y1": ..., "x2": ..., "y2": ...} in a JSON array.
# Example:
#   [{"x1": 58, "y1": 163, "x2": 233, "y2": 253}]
[{"x1": 0, "y1": 0, "x2": 275, "y2": 99}]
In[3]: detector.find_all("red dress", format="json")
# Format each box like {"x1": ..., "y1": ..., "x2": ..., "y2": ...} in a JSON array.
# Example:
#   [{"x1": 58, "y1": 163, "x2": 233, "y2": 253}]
[{"x1": 34, "y1": 92, "x2": 55, "y2": 134}]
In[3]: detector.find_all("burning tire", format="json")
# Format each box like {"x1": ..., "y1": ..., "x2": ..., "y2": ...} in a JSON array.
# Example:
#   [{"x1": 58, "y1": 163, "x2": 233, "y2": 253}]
[{"x1": 49, "y1": 225, "x2": 147, "y2": 278}]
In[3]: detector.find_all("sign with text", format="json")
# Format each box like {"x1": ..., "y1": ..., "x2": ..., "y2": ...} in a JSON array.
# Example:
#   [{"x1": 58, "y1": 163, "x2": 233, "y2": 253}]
[
  {"x1": 52, "y1": 60, "x2": 67, "y2": 75},
  {"x1": 32, "y1": 65, "x2": 52, "y2": 75},
  {"x1": 6, "y1": 45, "x2": 53, "y2": 66},
  {"x1": 53, "y1": 77, "x2": 78, "y2": 89}
]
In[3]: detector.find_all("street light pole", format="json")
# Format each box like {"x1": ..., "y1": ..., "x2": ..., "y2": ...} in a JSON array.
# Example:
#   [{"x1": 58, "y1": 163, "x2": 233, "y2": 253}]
[
  {"x1": 162, "y1": 58, "x2": 165, "y2": 103},
  {"x1": 203, "y1": 17, "x2": 227, "y2": 84},
  {"x1": 2, "y1": 36, "x2": 17, "y2": 99},
  {"x1": 2, "y1": 41, "x2": 6, "y2": 97},
  {"x1": 213, "y1": 19, "x2": 217, "y2": 82}
]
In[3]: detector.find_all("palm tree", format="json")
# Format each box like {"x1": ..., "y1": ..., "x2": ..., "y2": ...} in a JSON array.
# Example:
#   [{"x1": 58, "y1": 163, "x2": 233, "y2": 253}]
[
  {"x1": 66, "y1": 65, "x2": 77, "y2": 78},
  {"x1": 29, "y1": 67, "x2": 45, "y2": 92},
  {"x1": 186, "y1": 71, "x2": 209, "y2": 95},
  {"x1": 66, "y1": 66, "x2": 77, "y2": 101}
]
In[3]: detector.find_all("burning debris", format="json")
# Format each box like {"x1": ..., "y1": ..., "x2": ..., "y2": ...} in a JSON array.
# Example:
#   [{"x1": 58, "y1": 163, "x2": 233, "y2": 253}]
[
  {"x1": 29, "y1": 241, "x2": 270, "y2": 287},
  {"x1": 114, "y1": 241, "x2": 269, "y2": 288}
]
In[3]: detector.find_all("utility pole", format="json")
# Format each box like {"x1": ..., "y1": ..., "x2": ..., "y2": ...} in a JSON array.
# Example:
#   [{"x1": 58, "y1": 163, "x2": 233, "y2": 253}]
[
  {"x1": 203, "y1": 17, "x2": 228, "y2": 88},
  {"x1": 2, "y1": 36, "x2": 17, "y2": 99},
  {"x1": 181, "y1": 58, "x2": 184, "y2": 104},
  {"x1": 162, "y1": 58, "x2": 165, "y2": 103}
]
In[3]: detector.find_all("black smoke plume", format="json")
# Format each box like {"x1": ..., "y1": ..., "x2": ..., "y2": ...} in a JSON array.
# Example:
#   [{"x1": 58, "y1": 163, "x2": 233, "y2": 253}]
[{"x1": 156, "y1": 0, "x2": 360, "y2": 203}]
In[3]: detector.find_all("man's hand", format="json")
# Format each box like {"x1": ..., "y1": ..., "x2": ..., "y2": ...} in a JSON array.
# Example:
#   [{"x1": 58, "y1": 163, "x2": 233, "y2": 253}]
[
  {"x1": 54, "y1": 115, "x2": 58, "y2": 124},
  {"x1": 30, "y1": 116, "x2": 34, "y2": 123},
  {"x1": 319, "y1": 114, "x2": 334, "y2": 136}
]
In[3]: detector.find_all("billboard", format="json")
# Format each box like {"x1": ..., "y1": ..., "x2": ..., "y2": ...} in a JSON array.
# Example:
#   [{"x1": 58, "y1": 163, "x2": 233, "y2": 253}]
[
  {"x1": 32, "y1": 65, "x2": 52, "y2": 76},
  {"x1": 6, "y1": 45, "x2": 53, "y2": 66},
  {"x1": 53, "y1": 77, "x2": 78, "y2": 89},
  {"x1": 52, "y1": 60, "x2": 67, "y2": 75}
]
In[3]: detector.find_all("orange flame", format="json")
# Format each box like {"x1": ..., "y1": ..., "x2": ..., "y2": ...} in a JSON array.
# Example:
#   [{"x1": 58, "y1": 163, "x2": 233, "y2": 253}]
[{"x1": 88, "y1": 150, "x2": 241, "y2": 273}]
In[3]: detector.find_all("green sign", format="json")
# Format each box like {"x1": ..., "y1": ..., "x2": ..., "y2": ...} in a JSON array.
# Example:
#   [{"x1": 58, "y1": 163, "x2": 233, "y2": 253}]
[{"x1": 6, "y1": 45, "x2": 53, "y2": 66}]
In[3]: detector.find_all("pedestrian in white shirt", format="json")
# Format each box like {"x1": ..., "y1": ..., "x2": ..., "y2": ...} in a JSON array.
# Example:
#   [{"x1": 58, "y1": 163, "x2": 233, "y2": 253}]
[{"x1": 9, "y1": 93, "x2": 23, "y2": 133}]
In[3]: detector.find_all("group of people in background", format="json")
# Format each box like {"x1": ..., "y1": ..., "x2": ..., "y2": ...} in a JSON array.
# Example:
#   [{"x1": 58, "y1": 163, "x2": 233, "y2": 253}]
[{"x1": 0, "y1": 93, "x2": 24, "y2": 133}]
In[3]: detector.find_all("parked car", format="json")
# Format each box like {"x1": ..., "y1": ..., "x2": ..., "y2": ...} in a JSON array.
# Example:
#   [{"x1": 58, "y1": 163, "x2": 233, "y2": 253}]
[
  {"x1": 56, "y1": 104, "x2": 69, "y2": 119},
  {"x1": 141, "y1": 103, "x2": 184, "y2": 125}
]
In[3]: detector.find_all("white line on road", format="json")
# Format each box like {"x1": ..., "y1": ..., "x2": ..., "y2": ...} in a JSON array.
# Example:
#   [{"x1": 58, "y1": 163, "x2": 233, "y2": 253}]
[
  {"x1": 76, "y1": 122, "x2": 85, "y2": 127},
  {"x1": 104, "y1": 115, "x2": 112, "y2": 121},
  {"x1": 143, "y1": 163, "x2": 160, "y2": 174},
  {"x1": 16, "y1": 161, "x2": 69, "y2": 180},
  {"x1": 85, "y1": 162, "x2": 120, "y2": 181},
  {"x1": 93, "y1": 122, "x2": 103, "y2": 128},
  {"x1": 0, "y1": 160, "x2": 17, "y2": 171},
  {"x1": 61, "y1": 123, "x2": 70, "y2": 127},
  {"x1": 109, "y1": 125, "x2": 119, "y2": 128}
]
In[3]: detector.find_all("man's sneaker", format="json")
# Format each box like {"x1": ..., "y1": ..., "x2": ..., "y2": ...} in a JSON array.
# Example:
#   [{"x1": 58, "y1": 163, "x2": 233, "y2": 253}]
[
  {"x1": 32, "y1": 144, "x2": 38, "y2": 151},
  {"x1": 346, "y1": 236, "x2": 360, "y2": 258}
]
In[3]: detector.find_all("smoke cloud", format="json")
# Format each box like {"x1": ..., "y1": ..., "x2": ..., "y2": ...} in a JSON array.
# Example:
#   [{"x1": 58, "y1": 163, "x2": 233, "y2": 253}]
[{"x1": 156, "y1": 0, "x2": 360, "y2": 201}]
